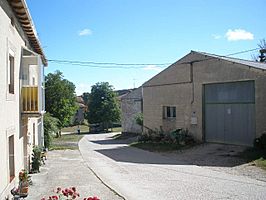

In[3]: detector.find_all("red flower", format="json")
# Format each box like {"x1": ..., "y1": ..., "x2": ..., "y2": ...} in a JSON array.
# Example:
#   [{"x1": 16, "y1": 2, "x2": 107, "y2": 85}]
[
  {"x1": 72, "y1": 187, "x2": 76, "y2": 192},
  {"x1": 52, "y1": 196, "x2": 58, "y2": 200}
]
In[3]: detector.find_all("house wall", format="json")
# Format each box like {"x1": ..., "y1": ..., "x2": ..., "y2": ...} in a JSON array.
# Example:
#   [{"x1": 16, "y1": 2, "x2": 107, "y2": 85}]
[
  {"x1": 0, "y1": 1, "x2": 43, "y2": 199},
  {"x1": 121, "y1": 87, "x2": 142, "y2": 133},
  {"x1": 143, "y1": 52, "x2": 266, "y2": 142}
]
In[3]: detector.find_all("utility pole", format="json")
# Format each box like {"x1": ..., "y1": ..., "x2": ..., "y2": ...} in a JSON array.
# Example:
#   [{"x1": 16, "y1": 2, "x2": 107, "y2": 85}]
[{"x1": 133, "y1": 78, "x2": 136, "y2": 89}]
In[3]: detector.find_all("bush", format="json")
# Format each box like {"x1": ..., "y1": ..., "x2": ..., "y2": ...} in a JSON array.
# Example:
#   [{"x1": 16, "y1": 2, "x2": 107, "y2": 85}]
[
  {"x1": 31, "y1": 146, "x2": 42, "y2": 172},
  {"x1": 44, "y1": 113, "x2": 60, "y2": 148},
  {"x1": 254, "y1": 133, "x2": 266, "y2": 149},
  {"x1": 135, "y1": 113, "x2": 143, "y2": 126},
  {"x1": 169, "y1": 129, "x2": 195, "y2": 145},
  {"x1": 138, "y1": 128, "x2": 195, "y2": 146}
]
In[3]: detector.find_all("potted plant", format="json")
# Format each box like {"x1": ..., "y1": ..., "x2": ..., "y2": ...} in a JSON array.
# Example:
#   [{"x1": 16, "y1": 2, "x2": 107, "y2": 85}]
[{"x1": 19, "y1": 170, "x2": 29, "y2": 194}]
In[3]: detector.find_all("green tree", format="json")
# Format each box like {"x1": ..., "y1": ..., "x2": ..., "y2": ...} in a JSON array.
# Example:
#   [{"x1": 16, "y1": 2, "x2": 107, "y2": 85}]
[
  {"x1": 44, "y1": 113, "x2": 59, "y2": 148},
  {"x1": 86, "y1": 82, "x2": 120, "y2": 131},
  {"x1": 45, "y1": 71, "x2": 77, "y2": 129}
]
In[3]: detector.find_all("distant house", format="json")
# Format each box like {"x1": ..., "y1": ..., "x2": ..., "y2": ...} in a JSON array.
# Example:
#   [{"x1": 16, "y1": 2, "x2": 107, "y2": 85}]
[
  {"x1": 0, "y1": 0, "x2": 47, "y2": 199},
  {"x1": 73, "y1": 96, "x2": 87, "y2": 124},
  {"x1": 121, "y1": 87, "x2": 142, "y2": 134},
  {"x1": 143, "y1": 51, "x2": 266, "y2": 146},
  {"x1": 116, "y1": 89, "x2": 131, "y2": 106}
]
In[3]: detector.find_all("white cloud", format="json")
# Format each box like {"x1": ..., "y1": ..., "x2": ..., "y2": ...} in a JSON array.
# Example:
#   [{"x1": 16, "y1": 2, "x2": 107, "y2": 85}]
[
  {"x1": 212, "y1": 34, "x2": 222, "y2": 40},
  {"x1": 225, "y1": 29, "x2": 254, "y2": 41},
  {"x1": 78, "y1": 28, "x2": 92, "y2": 36},
  {"x1": 143, "y1": 65, "x2": 162, "y2": 72},
  {"x1": 75, "y1": 83, "x2": 91, "y2": 95}
]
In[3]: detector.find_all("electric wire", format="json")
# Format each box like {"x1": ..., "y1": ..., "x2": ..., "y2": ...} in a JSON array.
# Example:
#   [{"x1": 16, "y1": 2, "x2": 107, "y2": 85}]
[{"x1": 47, "y1": 48, "x2": 261, "y2": 69}]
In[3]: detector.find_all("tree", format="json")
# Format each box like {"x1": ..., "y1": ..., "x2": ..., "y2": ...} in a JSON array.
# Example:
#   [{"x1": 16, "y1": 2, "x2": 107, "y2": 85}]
[
  {"x1": 86, "y1": 82, "x2": 120, "y2": 131},
  {"x1": 45, "y1": 71, "x2": 77, "y2": 129},
  {"x1": 253, "y1": 39, "x2": 266, "y2": 63},
  {"x1": 44, "y1": 113, "x2": 60, "y2": 148}
]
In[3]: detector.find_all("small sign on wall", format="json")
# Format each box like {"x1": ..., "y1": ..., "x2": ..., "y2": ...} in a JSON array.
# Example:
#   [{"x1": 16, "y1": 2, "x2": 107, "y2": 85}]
[{"x1": 191, "y1": 111, "x2": 197, "y2": 125}]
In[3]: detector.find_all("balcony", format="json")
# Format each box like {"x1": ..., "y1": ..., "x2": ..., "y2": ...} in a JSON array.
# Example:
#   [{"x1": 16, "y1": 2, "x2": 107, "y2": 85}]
[{"x1": 21, "y1": 86, "x2": 41, "y2": 115}]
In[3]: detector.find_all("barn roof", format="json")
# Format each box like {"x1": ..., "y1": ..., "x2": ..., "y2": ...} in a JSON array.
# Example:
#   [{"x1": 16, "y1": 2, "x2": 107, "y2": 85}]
[{"x1": 194, "y1": 51, "x2": 266, "y2": 70}]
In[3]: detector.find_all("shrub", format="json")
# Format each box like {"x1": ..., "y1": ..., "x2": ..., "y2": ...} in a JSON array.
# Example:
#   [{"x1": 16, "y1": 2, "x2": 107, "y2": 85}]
[
  {"x1": 254, "y1": 133, "x2": 266, "y2": 149},
  {"x1": 135, "y1": 113, "x2": 143, "y2": 126},
  {"x1": 31, "y1": 146, "x2": 42, "y2": 172},
  {"x1": 138, "y1": 128, "x2": 195, "y2": 145}
]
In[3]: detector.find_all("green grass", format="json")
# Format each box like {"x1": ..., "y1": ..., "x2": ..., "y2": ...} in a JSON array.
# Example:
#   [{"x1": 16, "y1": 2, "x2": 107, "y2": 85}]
[
  {"x1": 255, "y1": 158, "x2": 266, "y2": 170},
  {"x1": 50, "y1": 134, "x2": 84, "y2": 150},
  {"x1": 237, "y1": 148, "x2": 266, "y2": 170},
  {"x1": 130, "y1": 141, "x2": 184, "y2": 152},
  {"x1": 109, "y1": 127, "x2": 122, "y2": 132},
  {"x1": 61, "y1": 125, "x2": 90, "y2": 133}
]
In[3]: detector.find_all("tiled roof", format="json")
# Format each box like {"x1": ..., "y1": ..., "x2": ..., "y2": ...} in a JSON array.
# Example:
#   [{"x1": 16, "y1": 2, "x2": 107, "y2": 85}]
[{"x1": 8, "y1": 0, "x2": 47, "y2": 66}]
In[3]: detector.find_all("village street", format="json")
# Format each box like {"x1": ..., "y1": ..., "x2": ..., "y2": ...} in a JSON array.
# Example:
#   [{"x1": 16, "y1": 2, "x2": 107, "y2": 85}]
[{"x1": 78, "y1": 133, "x2": 266, "y2": 200}]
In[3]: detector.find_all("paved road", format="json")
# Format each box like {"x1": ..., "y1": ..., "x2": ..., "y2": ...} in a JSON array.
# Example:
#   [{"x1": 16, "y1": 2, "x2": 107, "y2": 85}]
[
  {"x1": 27, "y1": 150, "x2": 123, "y2": 200},
  {"x1": 79, "y1": 133, "x2": 266, "y2": 200}
]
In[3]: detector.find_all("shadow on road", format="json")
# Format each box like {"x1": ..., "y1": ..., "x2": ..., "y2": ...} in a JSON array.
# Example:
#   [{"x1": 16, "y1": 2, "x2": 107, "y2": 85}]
[{"x1": 92, "y1": 138, "x2": 250, "y2": 167}]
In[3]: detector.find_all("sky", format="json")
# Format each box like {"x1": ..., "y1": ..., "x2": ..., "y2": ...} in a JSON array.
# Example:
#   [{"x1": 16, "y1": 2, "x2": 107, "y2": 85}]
[{"x1": 26, "y1": 0, "x2": 265, "y2": 95}]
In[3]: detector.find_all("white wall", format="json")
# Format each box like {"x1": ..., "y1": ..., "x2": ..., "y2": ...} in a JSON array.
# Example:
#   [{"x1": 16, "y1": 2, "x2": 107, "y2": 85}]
[{"x1": 0, "y1": 2, "x2": 40, "y2": 198}]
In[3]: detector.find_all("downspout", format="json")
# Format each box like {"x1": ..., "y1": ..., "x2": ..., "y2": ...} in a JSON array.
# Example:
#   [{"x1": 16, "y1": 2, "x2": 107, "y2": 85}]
[{"x1": 190, "y1": 62, "x2": 194, "y2": 105}]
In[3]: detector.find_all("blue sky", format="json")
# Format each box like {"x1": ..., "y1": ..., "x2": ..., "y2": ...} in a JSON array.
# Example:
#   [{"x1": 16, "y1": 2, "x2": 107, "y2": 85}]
[{"x1": 27, "y1": 0, "x2": 265, "y2": 95}]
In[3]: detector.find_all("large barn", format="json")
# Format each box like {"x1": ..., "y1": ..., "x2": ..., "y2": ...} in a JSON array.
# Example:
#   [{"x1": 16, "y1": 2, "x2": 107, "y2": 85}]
[{"x1": 143, "y1": 51, "x2": 266, "y2": 146}]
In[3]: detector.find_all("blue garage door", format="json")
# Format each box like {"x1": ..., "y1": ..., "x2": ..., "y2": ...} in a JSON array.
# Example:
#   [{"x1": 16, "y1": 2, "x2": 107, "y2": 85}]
[{"x1": 204, "y1": 81, "x2": 255, "y2": 146}]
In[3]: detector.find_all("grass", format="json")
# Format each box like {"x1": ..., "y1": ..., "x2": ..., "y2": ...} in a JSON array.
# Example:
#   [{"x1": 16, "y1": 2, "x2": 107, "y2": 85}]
[
  {"x1": 61, "y1": 125, "x2": 89, "y2": 133},
  {"x1": 108, "y1": 127, "x2": 122, "y2": 133},
  {"x1": 130, "y1": 141, "x2": 184, "y2": 152},
  {"x1": 255, "y1": 158, "x2": 266, "y2": 170},
  {"x1": 50, "y1": 133, "x2": 84, "y2": 150},
  {"x1": 237, "y1": 148, "x2": 266, "y2": 170},
  {"x1": 62, "y1": 125, "x2": 121, "y2": 134}
]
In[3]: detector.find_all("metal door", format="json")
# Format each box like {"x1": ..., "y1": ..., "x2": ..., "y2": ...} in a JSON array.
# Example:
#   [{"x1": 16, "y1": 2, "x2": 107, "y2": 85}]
[{"x1": 204, "y1": 81, "x2": 255, "y2": 146}]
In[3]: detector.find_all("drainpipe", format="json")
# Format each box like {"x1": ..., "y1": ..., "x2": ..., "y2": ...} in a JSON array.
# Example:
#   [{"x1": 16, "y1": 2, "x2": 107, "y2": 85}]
[{"x1": 190, "y1": 62, "x2": 195, "y2": 105}]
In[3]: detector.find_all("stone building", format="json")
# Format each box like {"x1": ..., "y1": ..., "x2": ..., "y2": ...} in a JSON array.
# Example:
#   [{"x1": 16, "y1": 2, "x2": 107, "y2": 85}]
[
  {"x1": 121, "y1": 87, "x2": 142, "y2": 134},
  {"x1": 143, "y1": 51, "x2": 266, "y2": 146}
]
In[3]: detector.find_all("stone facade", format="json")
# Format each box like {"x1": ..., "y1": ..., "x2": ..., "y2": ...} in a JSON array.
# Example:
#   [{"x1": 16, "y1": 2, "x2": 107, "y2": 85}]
[{"x1": 121, "y1": 87, "x2": 142, "y2": 134}]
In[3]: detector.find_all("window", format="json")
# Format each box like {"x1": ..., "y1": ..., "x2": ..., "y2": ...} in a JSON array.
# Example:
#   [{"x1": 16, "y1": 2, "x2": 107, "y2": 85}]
[
  {"x1": 8, "y1": 135, "x2": 15, "y2": 182},
  {"x1": 163, "y1": 106, "x2": 176, "y2": 119},
  {"x1": 8, "y1": 53, "x2": 15, "y2": 94}
]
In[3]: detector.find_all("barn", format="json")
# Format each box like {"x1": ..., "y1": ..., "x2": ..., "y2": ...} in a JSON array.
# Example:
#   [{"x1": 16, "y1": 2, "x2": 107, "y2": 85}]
[{"x1": 143, "y1": 51, "x2": 266, "y2": 146}]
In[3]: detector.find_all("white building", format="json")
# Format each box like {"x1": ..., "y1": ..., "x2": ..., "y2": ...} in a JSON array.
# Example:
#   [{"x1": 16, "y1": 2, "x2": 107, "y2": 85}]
[{"x1": 0, "y1": 0, "x2": 47, "y2": 199}]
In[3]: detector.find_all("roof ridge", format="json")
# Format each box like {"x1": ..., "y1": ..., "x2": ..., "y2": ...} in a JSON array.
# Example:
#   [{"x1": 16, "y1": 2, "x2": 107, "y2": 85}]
[{"x1": 194, "y1": 51, "x2": 266, "y2": 66}]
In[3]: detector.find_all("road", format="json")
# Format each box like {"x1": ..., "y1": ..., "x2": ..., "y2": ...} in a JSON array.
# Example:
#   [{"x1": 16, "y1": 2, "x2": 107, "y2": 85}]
[{"x1": 79, "y1": 133, "x2": 266, "y2": 200}]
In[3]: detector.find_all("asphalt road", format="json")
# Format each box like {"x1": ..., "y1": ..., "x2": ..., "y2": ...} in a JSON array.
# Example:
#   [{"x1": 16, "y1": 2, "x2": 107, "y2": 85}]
[{"x1": 79, "y1": 133, "x2": 266, "y2": 200}]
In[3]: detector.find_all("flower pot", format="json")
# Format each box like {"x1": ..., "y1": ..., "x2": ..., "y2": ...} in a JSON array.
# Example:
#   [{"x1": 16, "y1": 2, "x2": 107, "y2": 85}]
[{"x1": 20, "y1": 186, "x2": 29, "y2": 194}]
